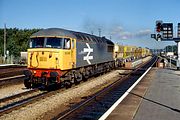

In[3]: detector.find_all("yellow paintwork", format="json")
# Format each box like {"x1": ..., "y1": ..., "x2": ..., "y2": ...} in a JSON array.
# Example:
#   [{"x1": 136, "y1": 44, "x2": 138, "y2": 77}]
[
  {"x1": 114, "y1": 44, "x2": 124, "y2": 59},
  {"x1": 27, "y1": 38, "x2": 76, "y2": 70},
  {"x1": 115, "y1": 44, "x2": 150, "y2": 60},
  {"x1": 135, "y1": 48, "x2": 142, "y2": 58},
  {"x1": 123, "y1": 45, "x2": 136, "y2": 59}
]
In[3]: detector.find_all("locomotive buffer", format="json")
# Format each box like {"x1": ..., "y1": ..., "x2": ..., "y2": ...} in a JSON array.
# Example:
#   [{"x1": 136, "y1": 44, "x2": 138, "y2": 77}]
[{"x1": 151, "y1": 21, "x2": 180, "y2": 70}]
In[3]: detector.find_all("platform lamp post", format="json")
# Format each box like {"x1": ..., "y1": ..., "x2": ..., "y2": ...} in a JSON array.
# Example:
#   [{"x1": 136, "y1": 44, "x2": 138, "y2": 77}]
[
  {"x1": 169, "y1": 45, "x2": 172, "y2": 68},
  {"x1": 151, "y1": 21, "x2": 180, "y2": 70}
]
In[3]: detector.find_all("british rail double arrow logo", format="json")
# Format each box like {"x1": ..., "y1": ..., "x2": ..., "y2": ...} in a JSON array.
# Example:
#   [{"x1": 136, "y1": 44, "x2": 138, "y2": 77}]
[{"x1": 83, "y1": 43, "x2": 93, "y2": 64}]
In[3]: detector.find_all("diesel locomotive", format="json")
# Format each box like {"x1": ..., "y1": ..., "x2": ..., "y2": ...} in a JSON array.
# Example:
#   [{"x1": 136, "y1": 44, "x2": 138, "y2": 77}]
[
  {"x1": 23, "y1": 28, "x2": 150, "y2": 89},
  {"x1": 24, "y1": 28, "x2": 115, "y2": 88}
]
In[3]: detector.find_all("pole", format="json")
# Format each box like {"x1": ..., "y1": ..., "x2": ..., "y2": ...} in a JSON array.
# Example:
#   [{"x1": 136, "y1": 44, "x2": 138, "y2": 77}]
[
  {"x1": 169, "y1": 45, "x2": 173, "y2": 68},
  {"x1": 177, "y1": 41, "x2": 180, "y2": 70},
  {"x1": 170, "y1": 55, "x2": 171, "y2": 68},
  {"x1": 4, "y1": 23, "x2": 6, "y2": 63},
  {"x1": 98, "y1": 28, "x2": 101, "y2": 37}
]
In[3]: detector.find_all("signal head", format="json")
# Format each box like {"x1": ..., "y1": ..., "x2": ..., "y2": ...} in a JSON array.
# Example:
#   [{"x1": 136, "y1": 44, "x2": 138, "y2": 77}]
[{"x1": 156, "y1": 22, "x2": 162, "y2": 32}]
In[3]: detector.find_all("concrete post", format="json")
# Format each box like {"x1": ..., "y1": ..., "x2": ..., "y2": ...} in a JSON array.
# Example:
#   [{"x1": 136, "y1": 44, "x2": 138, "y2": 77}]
[{"x1": 177, "y1": 41, "x2": 180, "y2": 70}]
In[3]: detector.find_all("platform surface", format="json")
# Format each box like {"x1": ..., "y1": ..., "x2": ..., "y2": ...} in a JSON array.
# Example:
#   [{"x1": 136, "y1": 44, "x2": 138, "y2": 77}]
[
  {"x1": 134, "y1": 68, "x2": 180, "y2": 120},
  {"x1": 105, "y1": 67, "x2": 180, "y2": 120}
]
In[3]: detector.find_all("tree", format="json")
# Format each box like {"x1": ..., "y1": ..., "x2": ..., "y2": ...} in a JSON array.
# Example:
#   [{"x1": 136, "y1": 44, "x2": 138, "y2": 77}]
[{"x1": 0, "y1": 28, "x2": 39, "y2": 57}]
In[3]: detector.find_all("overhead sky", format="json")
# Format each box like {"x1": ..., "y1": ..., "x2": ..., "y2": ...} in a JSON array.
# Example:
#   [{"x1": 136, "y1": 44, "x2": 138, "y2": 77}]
[{"x1": 1, "y1": 0, "x2": 180, "y2": 49}]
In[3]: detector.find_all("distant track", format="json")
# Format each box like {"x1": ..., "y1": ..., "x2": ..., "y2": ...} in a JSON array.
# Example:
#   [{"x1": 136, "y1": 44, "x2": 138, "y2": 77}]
[
  {"x1": 0, "y1": 75, "x2": 25, "y2": 87},
  {"x1": 0, "y1": 65, "x2": 26, "y2": 79}
]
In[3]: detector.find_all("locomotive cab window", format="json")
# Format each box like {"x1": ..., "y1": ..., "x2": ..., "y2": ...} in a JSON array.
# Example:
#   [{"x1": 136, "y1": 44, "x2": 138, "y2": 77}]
[
  {"x1": 46, "y1": 37, "x2": 63, "y2": 48},
  {"x1": 30, "y1": 37, "x2": 45, "y2": 48},
  {"x1": 30, "y1": 37, "x2": 63, "y2": 49}
]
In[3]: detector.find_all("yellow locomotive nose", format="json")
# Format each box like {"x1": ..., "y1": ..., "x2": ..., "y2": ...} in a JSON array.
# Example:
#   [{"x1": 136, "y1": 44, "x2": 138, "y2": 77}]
[{"x1": 28, "y1": 49, "x2": 60, "y2": 69}]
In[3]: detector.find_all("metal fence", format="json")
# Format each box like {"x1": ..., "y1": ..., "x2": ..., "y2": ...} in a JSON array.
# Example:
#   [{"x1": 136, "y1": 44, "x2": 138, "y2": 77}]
[{"x1": 0, "y1": 55, "x2": 27, "y2": 64}]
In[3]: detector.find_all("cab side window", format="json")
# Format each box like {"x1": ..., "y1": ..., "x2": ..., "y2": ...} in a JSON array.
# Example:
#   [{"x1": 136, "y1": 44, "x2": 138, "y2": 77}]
[{"x1": 64, "y1": 38, "x2": 71, "y2": 49}]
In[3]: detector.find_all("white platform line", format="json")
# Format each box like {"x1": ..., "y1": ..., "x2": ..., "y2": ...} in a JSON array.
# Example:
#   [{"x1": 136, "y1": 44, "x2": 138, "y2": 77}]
[
  {"x1": 0, "y1": 75, "x2": 25, "y2": 81},
  {"x1": 0, "y1": 64, "x2": 19, "y2": 67},
  {"x1": 98, "y1": 67, "x2": 152, "y2": 120}
]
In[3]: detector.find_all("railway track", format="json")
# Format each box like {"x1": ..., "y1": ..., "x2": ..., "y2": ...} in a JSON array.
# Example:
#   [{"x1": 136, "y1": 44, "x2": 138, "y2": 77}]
[
  {"x1": 0, "y1": 89, "x2": 47, "y2": 116},
  {"x1": 0, "y1": 82, "x2": 77, "y2": 116},
  {"x1": 0, "y1": 65, "x2": 26, "y2": 79},
  {"x1": 52, "y1": 56, "x2": 157, "y2": 120},
  {"x1": 0, "y1": 75, "x2": 25, "y2": 87},
  {"x1": 0, "y1": 65, "x2": 26, "y2": 87},
  {"x1": 0, "y1": 89, "x2": 39, "y2": 107}
]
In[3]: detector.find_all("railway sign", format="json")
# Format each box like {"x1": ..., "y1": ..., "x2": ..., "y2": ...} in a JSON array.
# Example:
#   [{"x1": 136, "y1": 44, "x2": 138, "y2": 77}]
[
  {"x1": 83, "y1": 43, "x2": 93, "y2": 64},
  {"x1": 151, "y1": 34, "x2": 156, "y2": 39},
  {"x1": 157, "y1": 34, "x2": 162, "y2": 41},
  {"x1": 151, "y1": 34, "x2": 161, "y2": 41},
  {"x1": 178, "y1": 23, "x2": 180, "y2": 38},
  {"x1": 151, "y1": 20, "x2": 180, "y2": 70},
  {"x1": 162, "y1": 23, "x2": 173, "y2": 39}
]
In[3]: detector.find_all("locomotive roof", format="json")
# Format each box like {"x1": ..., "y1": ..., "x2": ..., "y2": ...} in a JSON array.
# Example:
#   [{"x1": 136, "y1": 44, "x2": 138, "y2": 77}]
[{"x1": 31, "y1": 28, "x2": 114, "y2": 45}]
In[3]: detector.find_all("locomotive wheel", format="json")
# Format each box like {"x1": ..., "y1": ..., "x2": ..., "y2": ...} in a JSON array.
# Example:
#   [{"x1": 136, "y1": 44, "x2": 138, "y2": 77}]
[
  {"x1": 74, "y1": 74, "x2": 80, "y2": 85},
  {"x1": 83, "y1": 74, "x2": 89, "y2": 81},
  {"x1": 82, "y1": 72, "x2": 89, "y2": 81},
  {"x1": 71, "y1": 72, "x2": 80, "y2": 85},
  {"x1": 24, "y1": 79, "x2": 32, "y2": 89},
  {"x1": 74, "y1": 79, "x2": 80, "y2": 85},
  {"x1": 65, "y1": 81, "x2": 72, "y2": 89}
]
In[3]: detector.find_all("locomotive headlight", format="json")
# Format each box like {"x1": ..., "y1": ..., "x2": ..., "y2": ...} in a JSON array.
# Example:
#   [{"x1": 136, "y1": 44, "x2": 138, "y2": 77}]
[
  {"x1": 49, "y1": 52, "x2": 52, "y2": 58},
  {"x1": 33, "y1": 71, "x2": 36, "y2": 74},
  {"x1": 56, "y1": 57, "x2": 59, "y2": 64}
]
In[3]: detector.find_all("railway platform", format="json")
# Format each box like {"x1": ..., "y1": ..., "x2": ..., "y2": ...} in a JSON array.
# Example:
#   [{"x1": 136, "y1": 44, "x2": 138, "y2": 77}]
[
  {"x1": 0, "y1": 64, "x2": 26, "y2": 68},
  {"x1": 0, "y1": 64, "x2": 15, "y2": 67},
  {"x1": 103, "y1": 67, "x2": 180, "y2": 120}
]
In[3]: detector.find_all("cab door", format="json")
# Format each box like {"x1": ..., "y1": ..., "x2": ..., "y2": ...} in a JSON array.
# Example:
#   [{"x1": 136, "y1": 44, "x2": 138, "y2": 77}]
[{"x1": 71, "y1": 38, "x2": 76, "y2": 68}]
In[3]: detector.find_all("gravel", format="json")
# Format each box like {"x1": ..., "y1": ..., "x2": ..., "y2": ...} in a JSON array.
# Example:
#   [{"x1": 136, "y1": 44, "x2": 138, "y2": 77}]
[
  {"x1": 0, "y1": 90, "x2": 43, "y2": 108},
  {"x1": 0, "y1": 84, "x2": 29, "y2": 99}
]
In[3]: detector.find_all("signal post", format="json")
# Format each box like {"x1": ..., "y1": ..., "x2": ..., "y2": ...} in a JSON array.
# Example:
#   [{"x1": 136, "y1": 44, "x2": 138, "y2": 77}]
[{"x1": 151, "y1": 21, "x2": 180, "y2": 70}]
